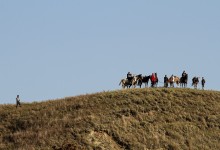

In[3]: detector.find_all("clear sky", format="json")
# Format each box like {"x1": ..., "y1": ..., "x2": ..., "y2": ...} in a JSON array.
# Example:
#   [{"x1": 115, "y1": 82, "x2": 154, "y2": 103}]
[{"x1": 1, "y1": 1, "x2": 220, "y2": 104}]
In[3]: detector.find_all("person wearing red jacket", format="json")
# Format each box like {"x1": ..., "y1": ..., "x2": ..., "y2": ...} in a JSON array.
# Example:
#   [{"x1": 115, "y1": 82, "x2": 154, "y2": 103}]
[{"x1": 151, "y1": 73, "x2": 156, "y2": 87}]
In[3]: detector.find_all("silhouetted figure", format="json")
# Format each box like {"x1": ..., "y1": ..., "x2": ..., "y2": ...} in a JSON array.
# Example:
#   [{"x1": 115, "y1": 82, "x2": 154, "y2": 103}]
[
  {"x1": 164, "y1": 75, "x2": 168, "y2": 88},
  {"x1": 182, "y1": 70, "x2": 187, "y2": 78},
  {"x1": 155, "y1": 73, "x2": 158, "y2": 87},
  {"x1": 16, "y1": 95, "x2": 21, "y2": 108},
  {"x1": 127, "y1": 72, "x2": 133, "y2": 83},
  {"x1": 201, "y1": 77, "x2": 206, "y2": 90},
  {"x1": 180, "y1": 71, "x2": 188, "y2": 88}
]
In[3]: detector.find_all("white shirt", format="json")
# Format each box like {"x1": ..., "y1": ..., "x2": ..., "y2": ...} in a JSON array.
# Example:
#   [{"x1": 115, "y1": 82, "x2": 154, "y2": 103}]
[{"x1": 16, "y1": 97, "x2": 20, "y2": 102}]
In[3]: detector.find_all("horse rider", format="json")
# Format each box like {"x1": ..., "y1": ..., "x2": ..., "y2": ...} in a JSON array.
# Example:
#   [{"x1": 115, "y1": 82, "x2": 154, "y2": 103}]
[
  {"x1": 182, "y1": 70, "x2": 187, "y2": 77},
  {"x1": 201, "y1": 77, "x2": 206, "y2": 90},
  {"x1": 164, "y1": 75, "x2": 168, "y2": 88},
  {"x1": 127, "y1": 72, "x2": 133, "y2": 83}
]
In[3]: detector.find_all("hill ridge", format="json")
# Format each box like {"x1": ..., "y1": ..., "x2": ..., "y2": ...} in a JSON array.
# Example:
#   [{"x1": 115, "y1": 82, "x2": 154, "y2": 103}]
[{"x1": 0, "y1": 88, "x2": 220, "y2": 149}]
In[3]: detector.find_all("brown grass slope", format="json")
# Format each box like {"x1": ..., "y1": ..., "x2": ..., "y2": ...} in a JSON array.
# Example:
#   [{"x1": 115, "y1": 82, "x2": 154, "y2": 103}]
[{"x1": 0, "y1": 88, "x2": 220, "y2": 150}]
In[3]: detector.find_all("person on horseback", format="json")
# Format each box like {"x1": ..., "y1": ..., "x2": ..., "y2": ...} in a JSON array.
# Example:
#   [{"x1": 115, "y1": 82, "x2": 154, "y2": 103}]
[
  {"x1": 201, "y1": 77, "x2": 205, "y2": 90},
  {"x1": 164, "y1": 75, "x2": 168, "y2": 88},
  {"x1": 182, "y1": 70, "x2": 187, "y2": 77},
  {"x1": 127, "y1": 72, "x2": 133, "y2": 83}
]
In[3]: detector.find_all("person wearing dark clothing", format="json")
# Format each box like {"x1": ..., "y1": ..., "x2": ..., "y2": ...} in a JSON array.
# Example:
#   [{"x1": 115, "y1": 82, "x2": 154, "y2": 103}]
[
  {"x1": 16, "y1": 95, "x2": 21, "y2": 108},
  {"x1": 182, "y1": 70, "x2": 187, "y2": 77},
  {"x1": 164, "y1": 75, "x2": 168, "y2": 88},
  {"x1": 155, "y1": 73, "x2": 158, "y2": 87},
  {"x1": 127, "y1": 72, "x2": 133, "y2": 81},
  {"x1": 201, "y1": 77, "x2": 206, "y2": 90}
]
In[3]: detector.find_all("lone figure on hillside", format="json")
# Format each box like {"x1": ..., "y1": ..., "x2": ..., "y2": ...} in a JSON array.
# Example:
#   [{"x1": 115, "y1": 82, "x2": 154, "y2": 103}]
[
  {"x1": 201, "y1": 77, "x2": 206, "y2": 90},
  {"x1": 16, "y1": 95, "x2": 21, "y2": 108}
]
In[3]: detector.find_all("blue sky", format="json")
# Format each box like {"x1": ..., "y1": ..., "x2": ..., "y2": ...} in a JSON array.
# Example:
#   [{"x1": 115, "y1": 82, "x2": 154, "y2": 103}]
[{"x1": 0, "y1": 1, "x2": 220, "y2": 104}]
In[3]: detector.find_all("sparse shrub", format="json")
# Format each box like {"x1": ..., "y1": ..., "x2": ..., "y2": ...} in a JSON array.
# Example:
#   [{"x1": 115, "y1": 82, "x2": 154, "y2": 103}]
[{"x1": 130, "y1": 109, "x2": 138, "y2": 117}]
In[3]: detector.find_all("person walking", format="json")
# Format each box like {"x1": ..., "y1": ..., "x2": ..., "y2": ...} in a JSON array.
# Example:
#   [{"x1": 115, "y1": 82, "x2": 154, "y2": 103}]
[
  {"x1": 16, "y1": 95, "x2": 21, "y2": 108},
  {"x1": 201, "y1": 77, "x2": 206, "y2": 90}
]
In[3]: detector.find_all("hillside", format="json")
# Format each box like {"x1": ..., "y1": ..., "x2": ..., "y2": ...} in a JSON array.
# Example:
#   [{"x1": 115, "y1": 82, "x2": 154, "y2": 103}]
[{"x1": 0, "y1": 88, "x2": 220, "y2": 150}]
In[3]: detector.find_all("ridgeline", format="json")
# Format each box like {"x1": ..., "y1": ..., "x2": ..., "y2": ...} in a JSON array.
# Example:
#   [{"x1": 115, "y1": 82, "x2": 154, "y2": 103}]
[{"x1": 0, "y1": 88, "x2": 220, "y2": 149}]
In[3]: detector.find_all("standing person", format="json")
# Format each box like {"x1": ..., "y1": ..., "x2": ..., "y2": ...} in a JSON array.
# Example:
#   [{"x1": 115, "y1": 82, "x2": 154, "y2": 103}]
[
  {"x1": 151, "y1": 73, "x2": 156, "y2": 87},
  {"x1": 164, "y1": 75, "x2": 168, "y2": 88},
  {"x1": 201, "y1": 77, "x2": 206, "y2": 90},
  {"x1": 16, "y1": 95, "x2": 21, "y2": 108},
  {"x1": 155, "y1": 73, "x2": 158, "y2": 87},
  {"x1": 170, "y1": 74, "x2": 175, "y2": 87}
]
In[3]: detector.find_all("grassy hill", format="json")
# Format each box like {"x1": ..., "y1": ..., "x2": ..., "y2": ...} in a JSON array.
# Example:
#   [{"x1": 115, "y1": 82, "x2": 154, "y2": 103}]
[{"x1": 0, "y1": 88, "x2": 220, "y2": 150}]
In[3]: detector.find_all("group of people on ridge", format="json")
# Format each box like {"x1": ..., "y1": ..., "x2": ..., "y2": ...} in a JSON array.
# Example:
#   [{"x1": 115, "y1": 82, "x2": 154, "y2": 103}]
[
  {"x1": 127, "y1": 72, "x2": 158, "y2": 87},
  {"x1": 127, "y1": 70, "x2": 206, "y2": 89},
  {"x1": 163, "y1": 70, "x2": 206, "y2": 89}
]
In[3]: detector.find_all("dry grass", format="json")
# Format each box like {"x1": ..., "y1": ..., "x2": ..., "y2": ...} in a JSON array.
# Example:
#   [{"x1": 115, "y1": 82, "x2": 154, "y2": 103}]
[{"x1": 0, "y1": 88, "x2": 220, "y2": 149}]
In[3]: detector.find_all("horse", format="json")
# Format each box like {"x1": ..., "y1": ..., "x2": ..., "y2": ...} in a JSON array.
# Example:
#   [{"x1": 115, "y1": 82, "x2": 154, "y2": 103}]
[
  {"x1": 168, "y1": 76, "x2": 180, "y2": 87},
  {"x1": 137, "y1": 74, "x2": 151, "y2": 88},
  {"x1": 180, "y1": 74, "x2": 188, "y2": 88},
  {"x1": 119, "y1": 76, "x2": 138, "y2": 89},
  {"x1": 119, "y1": 78, "x2": 131, "y2": 89},
  {"x1": 192, "y1": 77, "x2": 199, "y2": 89}
]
